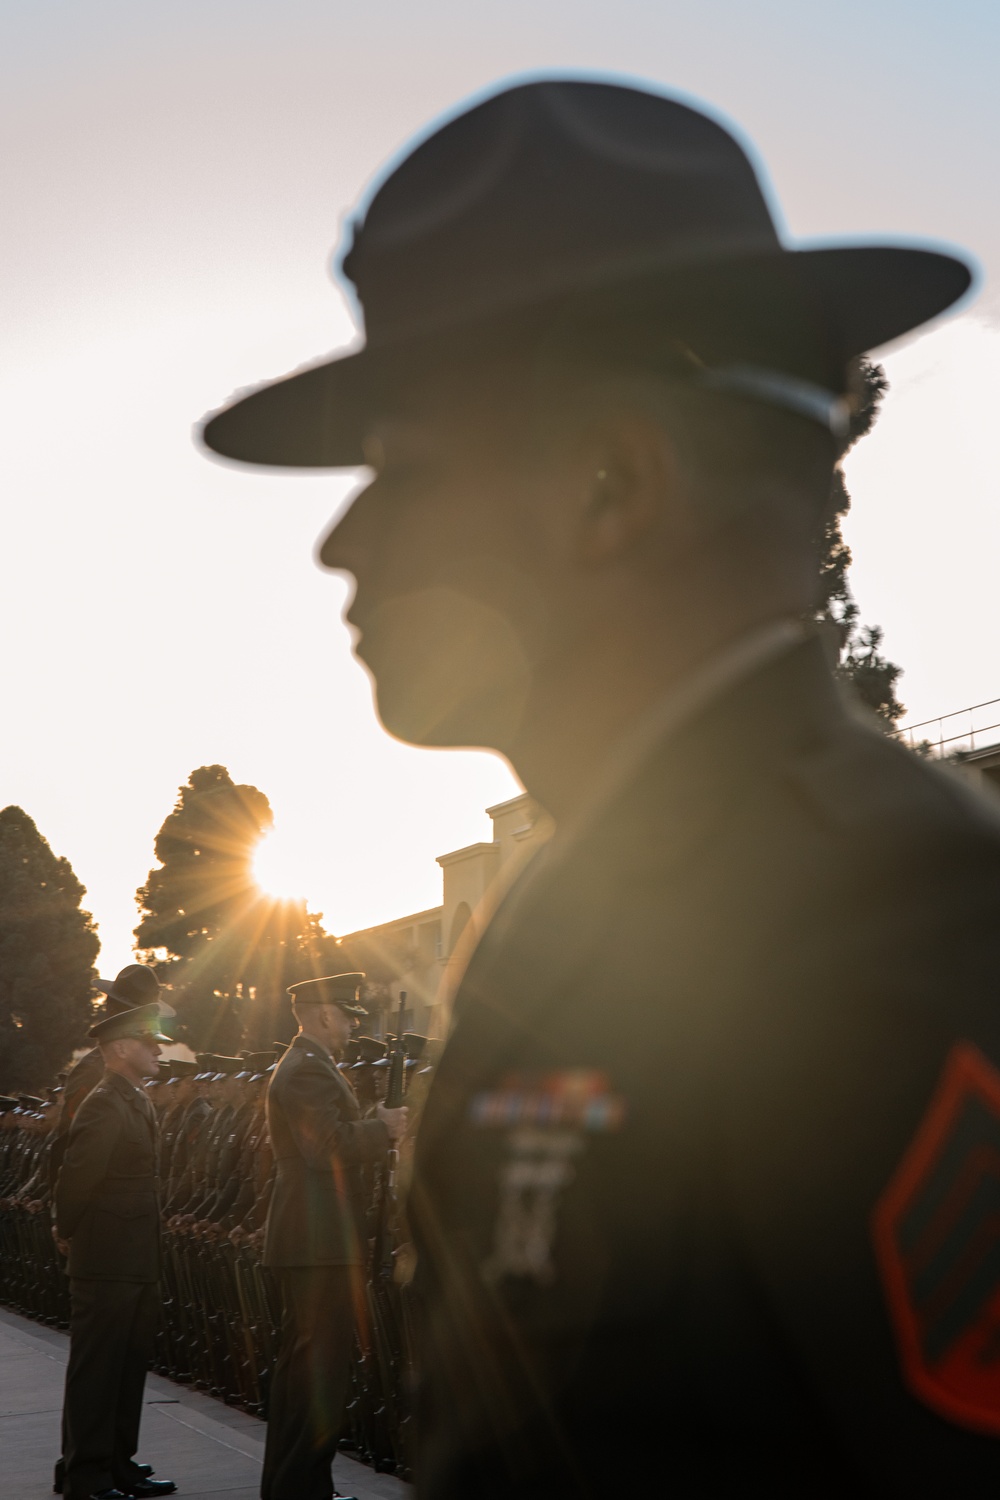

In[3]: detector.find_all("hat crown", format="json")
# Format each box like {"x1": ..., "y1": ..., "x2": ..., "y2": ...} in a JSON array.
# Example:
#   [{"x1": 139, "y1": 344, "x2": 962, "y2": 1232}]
[
  {"x1": 343, "y1": 80, "x2": 779, "y2": 344},
  {"x1": 95, "y1": 962, "x2": 161, "y2": 1013},
  {"x1": 115, "y1": 963, "x2": 160, "y2": 1002},
  {"x1": 287, "y1": 972, "x2": 368, "y2": 1014}
]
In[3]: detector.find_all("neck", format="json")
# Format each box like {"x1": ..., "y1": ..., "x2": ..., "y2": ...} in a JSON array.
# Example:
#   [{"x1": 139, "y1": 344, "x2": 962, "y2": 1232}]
[
  {"x1": 297, "y1": 1022, "x2": 332, "y2": 1055},
  {"x1": 104, "y1": 1058, "x2": 145, "y2": 1090},
  {"x1": 508, "y1": 597, "x2": 797, "y2": 823}
]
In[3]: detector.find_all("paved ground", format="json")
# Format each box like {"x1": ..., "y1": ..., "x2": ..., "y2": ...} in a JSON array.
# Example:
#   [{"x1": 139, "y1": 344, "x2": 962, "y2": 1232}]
[{"x1": 0, "y1": 1306, "x2": 411, "y2": 1500}]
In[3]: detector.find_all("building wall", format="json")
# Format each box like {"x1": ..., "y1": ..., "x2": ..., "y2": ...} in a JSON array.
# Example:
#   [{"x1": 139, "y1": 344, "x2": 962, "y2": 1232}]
[{"x1": 338, "y1": 792, "x2": 552, "y2": 1038}]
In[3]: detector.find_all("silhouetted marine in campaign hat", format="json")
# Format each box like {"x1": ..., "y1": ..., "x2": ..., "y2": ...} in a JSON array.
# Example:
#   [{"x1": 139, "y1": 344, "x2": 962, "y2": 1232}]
[
  {"x1": 202, "y1": 77, "x2": 972, "y2": 469},
  {"x1": 287, "y1": 972, "x2": 368, "y2": 1016},
  {"x1": 93, "y1": 962, "x2": 174, "y2": 1014}
]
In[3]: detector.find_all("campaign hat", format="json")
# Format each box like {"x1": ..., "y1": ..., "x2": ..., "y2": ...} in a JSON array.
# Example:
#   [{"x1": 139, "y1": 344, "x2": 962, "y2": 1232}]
[
  {"x1": 88, "y1": 1002, "x2": 172, "y2": 1045},
  {"x1": 202, "y1": 77, "x2": 973, "y2": 469},
  {"x1": 245, "y1": 1051, "x2": 276, "y2": 1074},
  {"x1": 93, "y1": 964, "x2": 175, "y2": 1020},
  {"x1": 210, "y1": 1055, "x2": 243, "y2": 1076},
  {"x1": 287, "y1": 973, "x2": 368, "y2": 1015},
  {"x1": 354, "y1": 1035, "x2": 388, "y2": 1064},
  {"x1": 168, "y1": 1059, "x2": 199, "y2": 1080}
]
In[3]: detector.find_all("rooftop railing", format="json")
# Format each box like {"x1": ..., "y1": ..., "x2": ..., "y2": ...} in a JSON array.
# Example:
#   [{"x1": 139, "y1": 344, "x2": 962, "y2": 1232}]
[{"x1": 892, "y1": 697, "x2": 1000, "y2": 757}]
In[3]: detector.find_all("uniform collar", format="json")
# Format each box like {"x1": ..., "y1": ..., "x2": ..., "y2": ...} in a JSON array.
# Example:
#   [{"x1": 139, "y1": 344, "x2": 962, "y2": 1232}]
[
  {"x1": 437, "y1": 618, "x2": 809, "y2": 1040},
  {"x1": 106, "y1": 1069, "x2": 151, "y2": 1101},
  {"x1": 292, "y1": 1033, "x2": 336, "y2": 1064},
  {"x1": 105, "y1": 1068, "x2": 157, "y2": 1123}
]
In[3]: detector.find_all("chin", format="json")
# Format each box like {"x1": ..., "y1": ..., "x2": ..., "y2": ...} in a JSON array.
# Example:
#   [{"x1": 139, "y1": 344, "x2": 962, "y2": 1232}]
[
  {"x1": 370, "y1": 657, "x2": 532, "y2": 750},
  {"x1": 358, "y1": 587, "x2": 533, "y2": 751}
]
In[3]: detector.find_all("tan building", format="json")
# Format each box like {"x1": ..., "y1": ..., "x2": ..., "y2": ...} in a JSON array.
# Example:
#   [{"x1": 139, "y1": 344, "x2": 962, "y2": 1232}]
[
  {"x1": 961, "y1": 742, "x2": 1000, "y2": 794},
  {"x1": 337, "y1": 793, "x2": 553, "y2": 1038}
]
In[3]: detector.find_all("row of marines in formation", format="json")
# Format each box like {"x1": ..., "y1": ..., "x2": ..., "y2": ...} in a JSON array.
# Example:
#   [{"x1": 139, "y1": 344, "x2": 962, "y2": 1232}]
[{"x1": 0, "y1": 972, "x2": 426, "y2": 1497}]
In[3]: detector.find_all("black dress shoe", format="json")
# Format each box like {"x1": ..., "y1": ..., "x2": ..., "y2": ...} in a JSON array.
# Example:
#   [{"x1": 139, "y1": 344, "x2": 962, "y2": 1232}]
[
  {"x1": 90, "y1": 1490, "x2": 128, "y2": 1499},
  {"x1": 57, "y1": 1462, "x2": 152, "y2": 1495},
  {"x1": 126, "y1": 1483, "x2": 177, "y2": 1498}
]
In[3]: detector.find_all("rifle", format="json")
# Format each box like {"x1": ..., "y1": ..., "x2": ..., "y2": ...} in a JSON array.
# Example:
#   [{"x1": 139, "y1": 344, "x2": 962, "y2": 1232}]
[
  {"x1": 384, "y1": 995, "x2": 407, "y2": 1189},
  {"x1": 360, "y1": 992, "x2": 415, "y2": 1474}
]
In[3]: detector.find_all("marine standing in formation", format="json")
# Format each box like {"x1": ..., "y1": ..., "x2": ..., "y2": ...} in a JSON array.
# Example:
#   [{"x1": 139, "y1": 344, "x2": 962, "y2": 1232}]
[
  {"x1": 51, "y1": 967, "x2": 170, "y2": 1195},
  {"x1": 204, "y1": 75, "x2": 1000, "y2": 1496},
  {"x1": 260, "y1": 973, "x2": 408, "y2": 1500},
  {"x1": 54, "y1": 998, "x2": 177, "y2": 1500}
]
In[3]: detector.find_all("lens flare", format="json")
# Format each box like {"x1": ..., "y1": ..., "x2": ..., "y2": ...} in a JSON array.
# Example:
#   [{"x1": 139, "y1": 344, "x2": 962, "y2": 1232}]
[{"x1": 253, "y1": 829, "x2": 307, "y2": 901}]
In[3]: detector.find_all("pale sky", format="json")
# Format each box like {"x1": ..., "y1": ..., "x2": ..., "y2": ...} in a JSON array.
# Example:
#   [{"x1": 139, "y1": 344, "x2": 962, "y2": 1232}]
[{"x1": 2, "y1": 0, "x2": 999, "y2": 966}]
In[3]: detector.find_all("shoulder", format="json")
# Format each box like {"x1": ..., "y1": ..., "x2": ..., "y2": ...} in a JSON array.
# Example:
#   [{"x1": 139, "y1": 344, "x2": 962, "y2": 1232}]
[
  {"x1": 271, "y1": 1043, "x2": 335, "y2": 1092},
  {"x1": 284, "y1": 1039, "x2": 335, "y2": 1070},
  {"x1": 784, "y1": 709, "x2": 1000, "y2": 850},
  {"x1": 69, "y1": 1079, "x2": 121, "y2": 1131},
  {"x1": 64, "y1": 1049, "x2": 102, "y2": 1091}
]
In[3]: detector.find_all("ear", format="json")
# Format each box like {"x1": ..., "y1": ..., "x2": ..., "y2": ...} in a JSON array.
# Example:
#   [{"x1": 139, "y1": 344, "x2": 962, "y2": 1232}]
[{"x1": 573, "y1": 410, "x2": 684, "y2": 567}]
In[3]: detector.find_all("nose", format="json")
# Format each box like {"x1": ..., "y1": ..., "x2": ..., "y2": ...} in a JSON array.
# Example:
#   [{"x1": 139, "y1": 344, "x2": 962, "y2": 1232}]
[{"x1": 317, "y1": 475, "x2": 377, "y2": 573}]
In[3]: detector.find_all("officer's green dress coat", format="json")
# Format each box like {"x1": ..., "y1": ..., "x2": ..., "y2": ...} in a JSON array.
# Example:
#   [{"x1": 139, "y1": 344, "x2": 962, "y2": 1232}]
[
  {"x1": 55, "y1": 1069, "x2": 160, "y2": 1281},
  {"x1": 264, "y1": 1033, "x2": 388, "y2": 1267},
  {"x1": 408, "y1": 635, "x2": 1000, "y2": 1497},
  {"x1": 261, "y1": 1033, "x2": 390, "y2": 1500},
  {"x1": 53, "y1": 1069, "x2": 161, "y2": 1500}
]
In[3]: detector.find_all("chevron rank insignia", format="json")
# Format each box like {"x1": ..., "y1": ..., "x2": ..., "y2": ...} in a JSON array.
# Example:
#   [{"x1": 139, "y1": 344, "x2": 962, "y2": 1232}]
[{"x1": 872, "y1": 1042, "x2": 1000, "y2": 1434}]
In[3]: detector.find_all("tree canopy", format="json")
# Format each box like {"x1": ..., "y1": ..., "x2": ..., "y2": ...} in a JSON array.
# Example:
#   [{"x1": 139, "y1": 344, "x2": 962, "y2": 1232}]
[
  {"x1": 0, "y1": 806, "x2": 100, "y2": 1092},
  {"x1": 812, "y1": 358, "x2": 905, "y2": 724},
  {"x1": 134, "y1": 765, "x2": 337, "y2": 1053}
]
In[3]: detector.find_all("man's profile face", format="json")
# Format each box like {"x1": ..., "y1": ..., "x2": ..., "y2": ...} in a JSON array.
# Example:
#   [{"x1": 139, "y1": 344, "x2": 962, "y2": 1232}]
[
  {"x1": 319, "y1": 357, "x2": 571, "y2": 752},
  {"x1": 323, "y1": 1004, "x2": 354, "y2": 1052},
  {"x1": 123, "y1": 1035, "x2": 161, "y2": 1079}
]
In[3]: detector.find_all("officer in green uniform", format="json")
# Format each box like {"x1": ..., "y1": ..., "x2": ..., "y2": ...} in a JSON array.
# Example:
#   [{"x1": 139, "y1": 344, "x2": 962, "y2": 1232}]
[
  {"x1": 52, "y1": 967, "x2": 172, "y2": 1190},
  {"x1": 261, "y1": 974, "x2": 407, "y2": 1500},
  {"x1": 202, "y1": 77, "x2": 1000, "y2": 1497},
  {"x1": 54, "y1": 1003, "x2": 177, "y2": 1500},
  {"x1": 51, "y1": 966, "x2": 173, "y2": 1498}
]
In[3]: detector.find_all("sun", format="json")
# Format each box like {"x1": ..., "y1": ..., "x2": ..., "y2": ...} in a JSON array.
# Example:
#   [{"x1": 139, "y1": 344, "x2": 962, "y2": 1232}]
[{"x1": 253, "y1": 829, "x2": 307, "y2": 902}]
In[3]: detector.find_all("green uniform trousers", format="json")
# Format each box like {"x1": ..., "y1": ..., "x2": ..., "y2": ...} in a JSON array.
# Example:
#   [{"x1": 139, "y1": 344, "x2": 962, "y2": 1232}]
[
  {"x1": 62, "y1": 1277, "x2": 159, "y2": 1500},
  {"x1": 261, "y1": 1266, "x2": 356, "y2": 1500}
]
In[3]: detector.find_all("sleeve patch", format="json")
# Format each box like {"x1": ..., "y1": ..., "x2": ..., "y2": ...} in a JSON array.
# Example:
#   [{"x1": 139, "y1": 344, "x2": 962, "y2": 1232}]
[{"x1": 873, "y1": 1042, "x2": 1000, "y2": 1435}]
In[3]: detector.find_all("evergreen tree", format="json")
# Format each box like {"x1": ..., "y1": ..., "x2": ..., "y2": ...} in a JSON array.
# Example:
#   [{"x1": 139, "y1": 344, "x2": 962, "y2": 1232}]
[
  {"x1": 135, "y1": 765, "x2": 332, "y2": 1052},
  {"x1": 812, "y1": 357, "x2": 905, "y2": 725},
  {"x1": 0, "y1": 807, "x2": 100, "y2": 1091}
]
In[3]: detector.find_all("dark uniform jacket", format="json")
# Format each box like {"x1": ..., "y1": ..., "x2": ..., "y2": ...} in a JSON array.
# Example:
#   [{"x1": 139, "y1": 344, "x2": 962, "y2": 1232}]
[
  {"x1": 48, "y1": 1046, "x2": 104, "y2": 1189},
  {"x1": 264, "y1": 1034, "x2": 389, "y2": 1268},
  {"x1": 54, "y1": 1070, "x2": 160, "y2": 1283},
  {"x1": 408, "y1": 636, "x2": 1000, "y2": 1497}
]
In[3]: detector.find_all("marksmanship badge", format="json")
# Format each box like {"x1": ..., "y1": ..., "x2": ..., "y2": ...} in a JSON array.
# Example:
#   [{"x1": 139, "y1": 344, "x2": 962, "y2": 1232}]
[
  {"x1": 873, "y1": 1042, "x2": 1000, "y2": 1434},
  {"x1": 471, "y1": 1071, "x2": 625, "y2": 1285}
]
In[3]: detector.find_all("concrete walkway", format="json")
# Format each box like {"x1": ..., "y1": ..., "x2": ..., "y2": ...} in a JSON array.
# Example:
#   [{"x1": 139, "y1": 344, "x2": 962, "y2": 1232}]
[{"x1": 0, "y1": 1306, "x2": 411, "y2": 1500}]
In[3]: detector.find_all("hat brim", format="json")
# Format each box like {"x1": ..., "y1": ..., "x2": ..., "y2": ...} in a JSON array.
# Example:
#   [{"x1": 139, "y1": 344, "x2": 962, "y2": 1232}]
[
  {"x1": 200, "y1": 243, "x2": 972, "y2": 469},
  {"x1": 86, "y1": 1025, "x2": 173, "y2": 1043}
]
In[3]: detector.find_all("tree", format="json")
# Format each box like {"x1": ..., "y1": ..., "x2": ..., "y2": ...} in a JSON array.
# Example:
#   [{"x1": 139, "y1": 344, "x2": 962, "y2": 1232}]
[
  {"x1": 0, "y1": 807, "x2": 100, "y2": 1092},
  {"x1": 812, "y1": 357, "x2": 905, "y2": 725},
  {"x1": 134, "y1": 765, "x2": 334, "y2": 1053}
]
